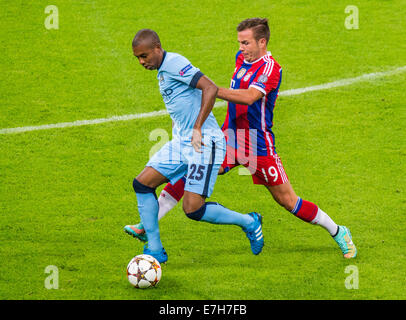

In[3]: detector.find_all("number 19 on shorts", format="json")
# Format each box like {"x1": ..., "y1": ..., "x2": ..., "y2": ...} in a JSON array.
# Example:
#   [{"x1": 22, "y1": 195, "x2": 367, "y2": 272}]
[{"x1": 262, "y1": 166, "x2": 279, "y2": 183}]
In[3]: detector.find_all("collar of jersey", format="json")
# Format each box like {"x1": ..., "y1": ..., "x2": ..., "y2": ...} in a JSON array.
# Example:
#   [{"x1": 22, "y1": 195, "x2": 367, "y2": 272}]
[
  {"x1": 243, "y1": 51, "x2": 272, "y2": 65},
  {"x1": 158, "y1": 50, "x2": 167, "y2": 71}
]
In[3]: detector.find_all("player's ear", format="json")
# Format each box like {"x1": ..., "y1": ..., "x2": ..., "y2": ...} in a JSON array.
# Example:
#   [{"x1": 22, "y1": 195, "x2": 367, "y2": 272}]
[
  {"x1": 152, "y1": 44, "x2": 160, "y2": 53},
  {"x1": 258, "y1": 38, "x2": 267, "y2": 49}
]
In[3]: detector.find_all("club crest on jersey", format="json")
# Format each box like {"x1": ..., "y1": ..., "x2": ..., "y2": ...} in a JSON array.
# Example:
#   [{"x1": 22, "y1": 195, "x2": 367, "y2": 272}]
[
  {"x1": 257, "y1": 74, "x2": 268, "y2": 83},
  {"x1": 243, "y1": 71, "x2": 253, "y2": 82},
  {"x1": 159, "y1": 74, "x2": 165, "y2": 84},
  {"x1": 236, "y1": 68, "x2": 247, "y2": 79}
]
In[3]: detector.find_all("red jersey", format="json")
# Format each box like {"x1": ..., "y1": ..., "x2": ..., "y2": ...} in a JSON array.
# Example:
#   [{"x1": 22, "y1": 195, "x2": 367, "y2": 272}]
[{"x1": 221, "y1": 51, "x2": 282, "y2": 156}]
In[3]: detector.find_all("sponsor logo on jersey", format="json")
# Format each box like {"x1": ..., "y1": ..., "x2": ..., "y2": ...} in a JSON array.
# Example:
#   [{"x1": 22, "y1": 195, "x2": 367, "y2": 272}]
[
  {"x1": 236, "y1": 68, "x2": 247, "y2": 79},
  {"x1": 179, "y1": 64, "x2": 192, "y2": 76}
]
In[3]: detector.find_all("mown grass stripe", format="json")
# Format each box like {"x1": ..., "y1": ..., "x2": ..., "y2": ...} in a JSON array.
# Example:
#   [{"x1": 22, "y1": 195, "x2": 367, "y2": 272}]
[{"x1": 1, "y1": 66, "x2": 405, "y2": 135}]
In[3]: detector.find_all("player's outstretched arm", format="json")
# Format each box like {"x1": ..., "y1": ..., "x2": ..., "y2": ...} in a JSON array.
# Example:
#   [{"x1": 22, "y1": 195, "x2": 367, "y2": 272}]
[
  {"x1": 191, "y1": 75, "x2": 218, "y2": 152},
  {"x1": 217, "y1": 86, "x2": 263, "y2": 105}
]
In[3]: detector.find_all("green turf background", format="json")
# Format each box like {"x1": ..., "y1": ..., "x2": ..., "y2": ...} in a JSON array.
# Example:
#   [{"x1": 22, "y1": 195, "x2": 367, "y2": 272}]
[{"x1": 1, "y1": 0, "x2": 405, "y2": 299}]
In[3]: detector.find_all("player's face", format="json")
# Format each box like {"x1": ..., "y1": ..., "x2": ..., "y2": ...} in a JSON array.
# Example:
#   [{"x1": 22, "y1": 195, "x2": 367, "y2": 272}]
[
  {"x1": 237, "y1": 29, "x2": 265, "y2": 62},
  {"x1": 132, "y1": 43, "x2": 162, "y2": 70}
]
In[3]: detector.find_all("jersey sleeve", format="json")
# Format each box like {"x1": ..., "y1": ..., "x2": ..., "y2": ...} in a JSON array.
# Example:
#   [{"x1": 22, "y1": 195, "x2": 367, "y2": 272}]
[
  {"x1": 249, "y1": 60, "x2": 281, "y2": 95},
  {"x1": 166, "y1": 55, "x2": 204, "y2": 88}
]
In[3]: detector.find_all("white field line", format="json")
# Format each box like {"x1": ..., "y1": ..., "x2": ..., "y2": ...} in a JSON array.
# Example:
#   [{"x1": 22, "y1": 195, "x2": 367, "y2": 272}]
[{"x1": 1, "y1": 66, "x2": 405, "y2": 135}]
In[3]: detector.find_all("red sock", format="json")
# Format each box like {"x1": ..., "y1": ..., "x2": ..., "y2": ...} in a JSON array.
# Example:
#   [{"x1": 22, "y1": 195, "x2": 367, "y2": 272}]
[
  {"x1": 291, "y1": 197, "x2": 318, "y2": 223},
  {"x1": 162, "y1": 177, "x2": 185, "y2": 202}
]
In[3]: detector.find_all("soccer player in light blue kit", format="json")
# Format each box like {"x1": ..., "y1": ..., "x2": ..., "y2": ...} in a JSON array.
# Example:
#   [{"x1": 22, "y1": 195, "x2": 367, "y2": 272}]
[{"x1": 129, "y1": 29, "x2": 264, "y2": 263}]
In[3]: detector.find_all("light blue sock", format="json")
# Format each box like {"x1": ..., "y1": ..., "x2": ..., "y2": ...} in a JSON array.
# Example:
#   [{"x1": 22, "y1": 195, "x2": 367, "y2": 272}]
[
  {"x1": 200, "y1": 202, "x2": 254, "y2": 229},
  {"x1": 135, "y1": 192, "x2": 163, "y2": 252}
]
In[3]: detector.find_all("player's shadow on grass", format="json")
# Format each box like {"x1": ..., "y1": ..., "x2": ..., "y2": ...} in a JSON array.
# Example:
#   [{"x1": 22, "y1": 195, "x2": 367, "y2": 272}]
[
  {"x1": 272, "y1": 244, "x2": 336, "y2": 256},
  {"x1": 204, "y1": 243, "x2": 336, "y2": 258}
]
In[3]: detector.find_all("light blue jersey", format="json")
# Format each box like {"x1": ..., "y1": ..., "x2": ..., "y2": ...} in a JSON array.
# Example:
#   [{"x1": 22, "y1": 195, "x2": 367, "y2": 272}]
[
  {"x1": 157, "y1": 51, "x2": 223, "y2": 142},
  {"x1": 133, "y1": 49, "x2": 260, "y2": 258},
  {"x1": 147, "y1": 51, "x2": 226, "y2": 197}
]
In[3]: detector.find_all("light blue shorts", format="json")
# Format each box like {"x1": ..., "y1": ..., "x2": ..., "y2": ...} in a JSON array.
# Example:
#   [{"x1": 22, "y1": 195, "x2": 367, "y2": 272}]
[{"x1": 147, "y1": 136, "x2": 226, "y2": 197}]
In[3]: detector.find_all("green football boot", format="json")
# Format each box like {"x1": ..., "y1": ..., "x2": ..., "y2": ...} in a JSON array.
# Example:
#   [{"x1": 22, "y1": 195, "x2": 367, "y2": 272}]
[
  {"x1": 124, "y1": 223, "x2": 148, "y2": 243},
  {"x1": 333, "y1": 226, "x2": 357, "y2": 259}
]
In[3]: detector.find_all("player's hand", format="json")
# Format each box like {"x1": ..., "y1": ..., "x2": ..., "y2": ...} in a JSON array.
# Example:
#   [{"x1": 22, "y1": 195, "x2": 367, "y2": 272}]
[{"x1": 191, "y1": 128, "x2": 205, "y2": 153}]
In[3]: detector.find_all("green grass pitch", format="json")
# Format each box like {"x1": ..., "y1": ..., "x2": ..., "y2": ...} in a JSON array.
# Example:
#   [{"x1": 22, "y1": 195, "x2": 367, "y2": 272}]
[{"x1": 1, "y1": 0, "x2": 405, "y2": 300}]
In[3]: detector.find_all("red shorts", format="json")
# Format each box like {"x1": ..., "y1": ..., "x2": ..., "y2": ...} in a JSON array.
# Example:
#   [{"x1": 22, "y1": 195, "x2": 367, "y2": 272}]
[{"x1": 221, "y1": 146, "x2": 289, "y2": 186}]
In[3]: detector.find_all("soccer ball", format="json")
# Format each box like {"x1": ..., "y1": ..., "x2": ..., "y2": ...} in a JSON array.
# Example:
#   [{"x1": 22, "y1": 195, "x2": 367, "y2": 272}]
[{"x1": 126, "y1": 254, "x2": 162, "y2": 288}]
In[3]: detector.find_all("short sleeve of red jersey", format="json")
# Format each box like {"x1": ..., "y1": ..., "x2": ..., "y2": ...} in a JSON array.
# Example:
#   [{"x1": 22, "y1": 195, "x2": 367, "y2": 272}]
[{"x1": 249, "y1": 58, "x2": 281, "y2": 95}]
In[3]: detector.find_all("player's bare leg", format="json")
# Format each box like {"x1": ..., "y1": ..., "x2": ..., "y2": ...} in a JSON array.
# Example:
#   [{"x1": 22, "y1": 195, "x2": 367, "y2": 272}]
[
  {"x1": 182, "y1": 191, "x2": 205, "y2": 213},
  {"x1": 265, "y1": 182, "x2": 357, "y2": 258},
  {"x1": 136, "y1": 166, "x2": 168, "y2": 188},
  {"x1": 265, "y1": 181, "x2": 298, "y2": 212}
]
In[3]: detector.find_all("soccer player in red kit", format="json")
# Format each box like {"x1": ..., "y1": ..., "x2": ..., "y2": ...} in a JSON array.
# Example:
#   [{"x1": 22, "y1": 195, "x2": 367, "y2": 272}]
[{"x1": 125, "y1": 18, "x2": 357, "y2": 259}]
